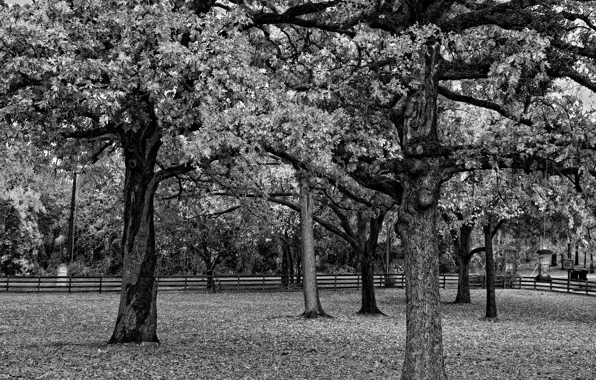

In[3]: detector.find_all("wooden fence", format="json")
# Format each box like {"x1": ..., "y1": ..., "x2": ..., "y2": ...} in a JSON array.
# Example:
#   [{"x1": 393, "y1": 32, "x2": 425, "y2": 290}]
[{"x1": 0, "y1": 274, "x2": 595, "y2": 296}]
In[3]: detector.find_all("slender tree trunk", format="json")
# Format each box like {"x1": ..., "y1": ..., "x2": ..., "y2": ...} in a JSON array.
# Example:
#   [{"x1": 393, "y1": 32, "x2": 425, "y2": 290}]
[
  {"x1": 288, "y1": 245, "x2": 295, "y2": 284},
  {"x1": 281, "y1": 243, "x2": 290, "y2": 287},
  {"x1": 484, "y1": 219, "x2": 497, "y2": 320},
  {"x1": 454, "y1": 223, "x2": 473, "y2": 304},
  {"x1": 109, "y1": 138, "x2": 161, "y2": 343},
  {"x1": 358, "y1": 212, "x2": 386, "y2": 315},
  {"x1": 299, "y1": 175, "x2": 329, "y2": 318}
]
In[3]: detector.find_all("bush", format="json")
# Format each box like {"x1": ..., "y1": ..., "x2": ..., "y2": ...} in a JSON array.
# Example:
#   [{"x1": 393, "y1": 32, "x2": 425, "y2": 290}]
[{"x1": 0, "y1": 255, "x2": 37, "y2": 276}]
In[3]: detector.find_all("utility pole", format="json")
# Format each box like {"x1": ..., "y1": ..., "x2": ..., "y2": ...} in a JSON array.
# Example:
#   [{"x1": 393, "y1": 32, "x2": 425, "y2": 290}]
[{"x1": 66, "y1": 172, "x2": 78, "y2": 263}]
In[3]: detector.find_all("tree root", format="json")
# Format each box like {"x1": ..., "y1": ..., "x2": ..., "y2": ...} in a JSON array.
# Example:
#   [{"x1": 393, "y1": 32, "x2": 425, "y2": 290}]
[
  {"x1": 356, "y1": 306, "x2": 386, "y2": 316},
  {"x1": 301, "y1": 309, "x2": 333, "y2": 319}
]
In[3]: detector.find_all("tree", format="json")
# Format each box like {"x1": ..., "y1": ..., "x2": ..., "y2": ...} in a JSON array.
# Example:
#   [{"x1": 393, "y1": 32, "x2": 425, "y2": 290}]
[
  {"x1": 246, "y1": 150, "x2": 394, "y2": 315},
  {"x1": 6, "y1": 1, "x2": 596, "y2": 379},
  {"x1": 1, "y1": 0, "x2": 261, "y2": 343},
  {"x1": 298, "y1": 173, "x2": 330, "y2": 318},
  {"x1": 244, "y1": 2, "x2": 596, "y2": 379}
]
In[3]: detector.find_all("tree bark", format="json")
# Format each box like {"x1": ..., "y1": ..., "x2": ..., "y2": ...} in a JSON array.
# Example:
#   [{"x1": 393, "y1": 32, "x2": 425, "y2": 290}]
[
  {"x1": 109, "y1": 119, "x2": 163, "y2": 344},
  {"x1": 454, "y1": 223, "x2": 473, "y2": 304},
  {"x1": 455, "y1": 254, "x2": 472, "y2": 304},
  {"x1": 395, "y1": 37, "x2": 447, "y2": 380},
  {"x1": 109, "y1": 139, "x2": 160, "y2": 343},
  {"x1": 484, "y1": 218, "x2": 497, "y2": 320},
  {"x1": 358, "y1": 212, "x2": 386, "y2": 315},
  {"x1": 299, "y1": 175, "x2": 329, "y2": 318},
  {"x1": 398, "y1": 169, "x2": 447, "y2": 380}
]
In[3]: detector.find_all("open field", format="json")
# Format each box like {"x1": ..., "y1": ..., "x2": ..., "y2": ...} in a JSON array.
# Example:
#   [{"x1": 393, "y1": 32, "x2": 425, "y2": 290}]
[{"x1": 0, "y1": 288, "x2": 595, "y2": 379}]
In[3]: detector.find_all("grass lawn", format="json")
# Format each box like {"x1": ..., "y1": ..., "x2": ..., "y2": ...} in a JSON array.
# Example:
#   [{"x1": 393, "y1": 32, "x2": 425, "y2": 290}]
[{"x1": 0, "y1": 288, "x2": 595, "y2": 379}]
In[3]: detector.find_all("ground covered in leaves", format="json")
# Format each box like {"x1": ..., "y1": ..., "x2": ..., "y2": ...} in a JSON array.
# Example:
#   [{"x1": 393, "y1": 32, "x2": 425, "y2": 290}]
[{"x1": 0, "y1": 288, "x2": 595, "y2": 379}]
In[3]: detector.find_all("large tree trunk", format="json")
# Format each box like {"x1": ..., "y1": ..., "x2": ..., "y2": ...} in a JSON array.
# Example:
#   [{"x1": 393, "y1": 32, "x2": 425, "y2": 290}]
[
  {"x1": 395, "y1": 38, "x2": 447, "y2": 380},
  {"x1": 454, "y1": 223, "x2": 473, "y2": 304},
  {"x1": 484, "y1": 218, "x2": 497, "y2": 320},
  {"x1": 358, "y1": 212, "x2": 386, "y2": 315},
  {"x1": 299, "y1": 175, "x2": 329, "y2": 318},
  {"x1": 398, "y1": 171, "x2": 447, "y2": 380},
  {"x1": 109, "y1": 137, "x2": 161, "y2": 343}
]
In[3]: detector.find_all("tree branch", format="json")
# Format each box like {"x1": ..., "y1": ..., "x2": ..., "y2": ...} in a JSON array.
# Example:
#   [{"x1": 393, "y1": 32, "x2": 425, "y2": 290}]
[
  {"x1": 155, "y1": 162, "x2": 195, "y2": 182},
  {"x1": 268, "y1": 196, "x2": 359, "y2": 247},
  {"x1": 441, "y1": 0, "x2": 539, "y2": 32},
  {"x1": 438, "y1": 85, "x2": 533, "y2": 126},
  {"x1": 548, "y1": 66, "x2": 596, "y2": 94},
  {"x1": 439, "y1": 60, "x2": 491, "y2": 80}
]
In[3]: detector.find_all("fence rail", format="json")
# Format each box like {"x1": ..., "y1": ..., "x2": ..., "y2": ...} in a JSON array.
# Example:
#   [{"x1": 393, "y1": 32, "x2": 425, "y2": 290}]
[{"x1": 1, "y1": 274, "x2": 595, "y2": 296}]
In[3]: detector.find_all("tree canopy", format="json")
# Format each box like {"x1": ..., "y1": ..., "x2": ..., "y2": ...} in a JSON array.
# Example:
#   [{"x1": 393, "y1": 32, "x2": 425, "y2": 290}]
[{"x1": 3, "y1": 0, "x2": 596, "y2": 379}]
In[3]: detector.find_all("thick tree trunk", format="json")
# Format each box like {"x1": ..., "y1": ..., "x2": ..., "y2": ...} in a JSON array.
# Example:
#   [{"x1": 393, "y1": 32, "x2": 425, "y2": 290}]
[
  {"x1": 299, "y1": 175, "x2": 329, "y2": 318},
  {"x1": 109, "y1": 122, "x2": 162, "y2": 344},
  {"x1": 358, "y1": 213, "x2": 385, "y2": 315},
  {"x1": 398, "y1": 172, "x2": 447, "y2": 380},
  {"x1": 455, "y1": 255, "x2": 472, "y2": 304},
  {"x1": 395, "y1": 38, "x2": 447, "y2": 380},
  {"x1": 484, "y1": 219, "x2": 497, "y2": 320},
  {"x1": 454, "y1": 223, "x2": 473, "y2": 304},
  {"x1": 109, "y1": 155, "x2": 160, "y2": 343}
]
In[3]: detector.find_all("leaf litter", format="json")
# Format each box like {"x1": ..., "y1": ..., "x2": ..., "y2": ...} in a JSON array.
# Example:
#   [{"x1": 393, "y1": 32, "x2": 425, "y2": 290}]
[{"x1": 0, "y1": 289, "x2": 595, "y2": 379}]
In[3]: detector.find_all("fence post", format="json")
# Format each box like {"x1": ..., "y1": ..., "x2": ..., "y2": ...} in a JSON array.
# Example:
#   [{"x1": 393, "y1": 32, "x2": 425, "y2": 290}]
[
  {"x1": 99, "y1": 277, "x2": 103, "y2": 294},
  {"x1": 550, "y1": 280, "x2": 552, "y2": 292},
  {"x1": 262, "y1": 275, "x2": 265, "y2": 291},
  {"x1": 37, "y1": 277, "x2": 41, "y2": 292},
  {"x1": 586, "y1": 280, "x2": 589, "y2": 295},
  {"x1": 68, "y1": 276, "x2": 72, "y2": 293},
  {"x1": 334, "y1": 274, "x2": 337, "y2": 290},
  {"x1": 357, "y1": 275, "x2": 360, "y2": 289},
  {"x1": 533, "y1": 278, "x2": 536, "y2": 290},
  {"x1": 184, "y1": 276, "x2": 188, "y2": 292},
  {"x1": 237, "y1": 275, "x2": 240, "y2": 291},
  {"x1": 6, "y1": 277, "x2": 8, "y2": 292},
  {"x1": 442, "y1": 276, "x2": 446, "y2": 289}
]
